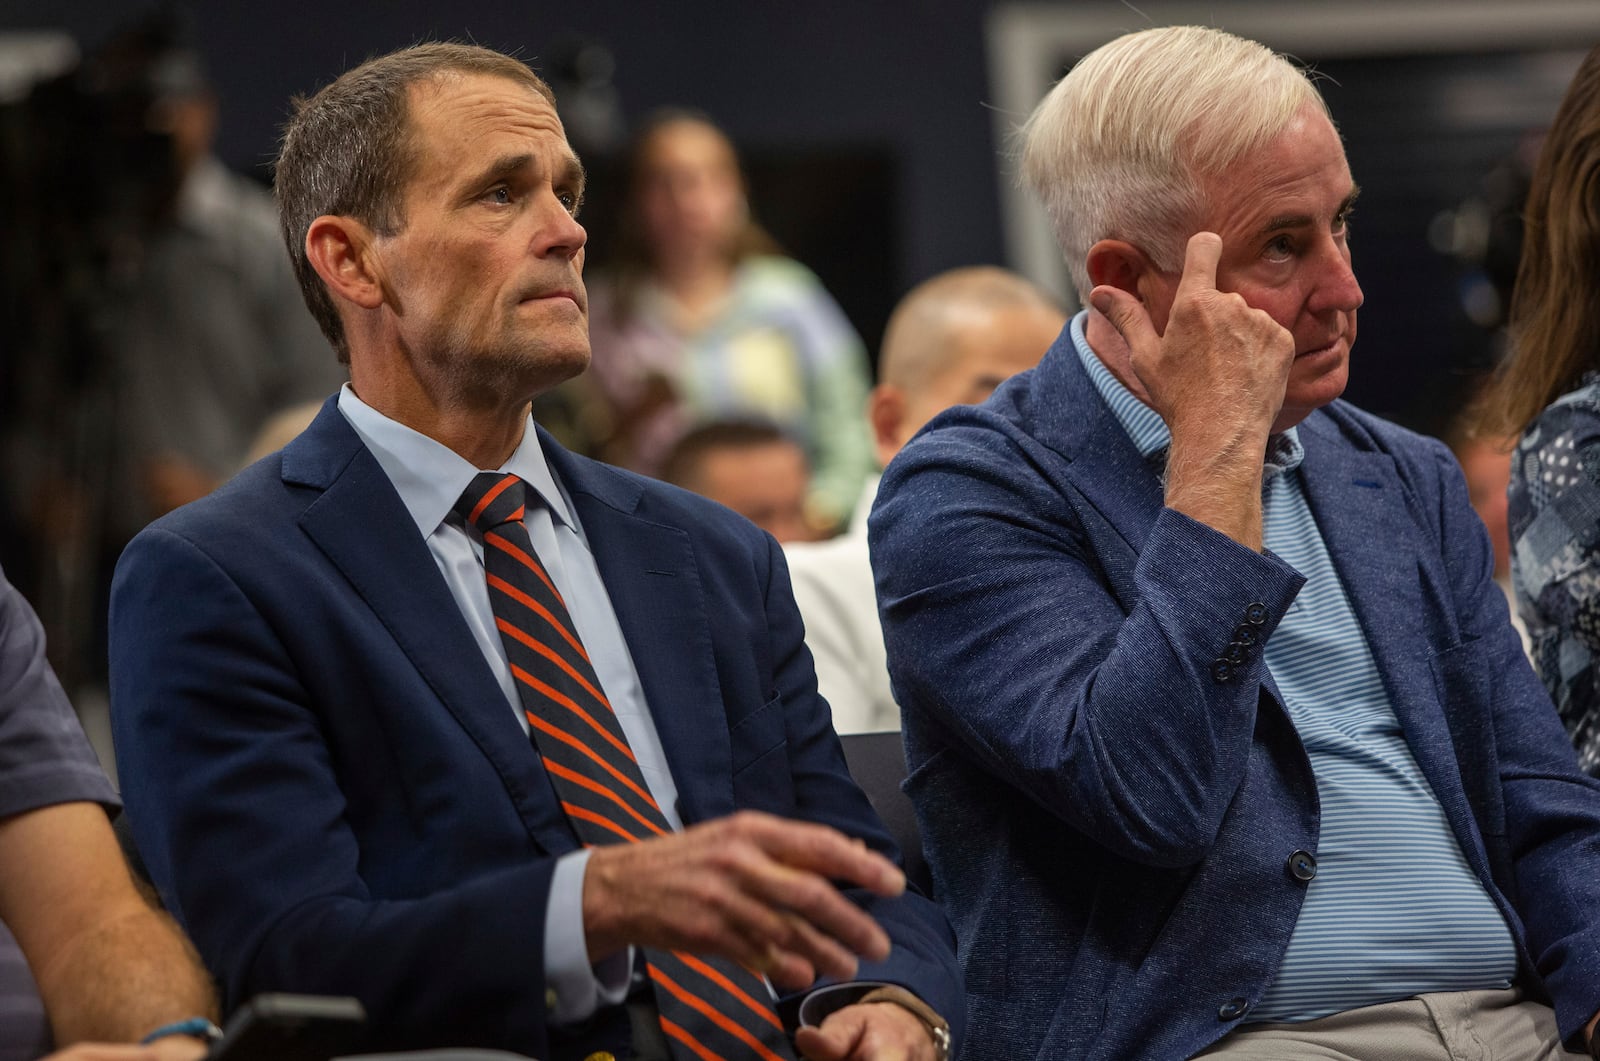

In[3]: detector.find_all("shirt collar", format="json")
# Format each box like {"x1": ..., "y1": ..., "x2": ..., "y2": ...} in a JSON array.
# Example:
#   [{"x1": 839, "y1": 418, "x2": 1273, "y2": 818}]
[
  {"x1": 1070, "y1": 309, "x2": 1303, "y2": 478},
  {"x1": 336, "y1": 383, "x2": 577, "y2": 540}
]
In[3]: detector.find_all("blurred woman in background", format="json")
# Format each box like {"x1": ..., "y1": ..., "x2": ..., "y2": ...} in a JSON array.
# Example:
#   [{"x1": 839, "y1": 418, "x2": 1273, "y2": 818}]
[
  {"x1": 1485, "y1": 43, "x2": 1600, "y2": 775},
  {"x1": 584, "y1": 110, "x2": 874, "y2": 533}
]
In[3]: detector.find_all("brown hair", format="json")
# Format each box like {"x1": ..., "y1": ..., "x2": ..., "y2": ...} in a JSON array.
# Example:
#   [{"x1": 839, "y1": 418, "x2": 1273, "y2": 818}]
[
  {"x1": 659, "y1": 418, "x2": 799, "y2": 489},
  {"x1": 274, "y1": 42, "x2": 555, "y2": 363},
  {"x1": 606, "y1": 109, "x2": 781, "y2": 326},
  {"x1": 1481, "y1": 44, "x2": 1600, "y2": 437}
]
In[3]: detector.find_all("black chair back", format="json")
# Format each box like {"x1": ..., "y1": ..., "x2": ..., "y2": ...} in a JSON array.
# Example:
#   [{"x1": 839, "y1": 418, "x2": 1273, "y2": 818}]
[{"x1": 838, "y1": 730, "x2": 931, "y2": 895}]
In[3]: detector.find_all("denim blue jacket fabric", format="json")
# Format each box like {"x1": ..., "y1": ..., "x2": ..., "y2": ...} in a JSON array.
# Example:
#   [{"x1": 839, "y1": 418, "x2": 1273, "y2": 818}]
[{"x1": 870, "y1": 331, "x2": 1600, "y2": 1061}]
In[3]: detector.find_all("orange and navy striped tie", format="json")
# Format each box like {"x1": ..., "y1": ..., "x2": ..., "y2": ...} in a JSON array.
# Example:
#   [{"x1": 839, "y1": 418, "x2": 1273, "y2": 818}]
[{"x1": 455, "y1": 472, "x2": 797, "y2": 1061}]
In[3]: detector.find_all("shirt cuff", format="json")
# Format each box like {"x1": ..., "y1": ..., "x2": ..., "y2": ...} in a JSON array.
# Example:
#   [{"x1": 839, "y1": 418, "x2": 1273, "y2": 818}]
[{"x1": 543, "y1": 848, "x2": 633, "y2": 1024}]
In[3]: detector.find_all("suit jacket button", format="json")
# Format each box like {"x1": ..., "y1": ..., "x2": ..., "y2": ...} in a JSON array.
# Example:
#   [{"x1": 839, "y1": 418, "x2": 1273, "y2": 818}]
[
  {"x1": 1286, "y1": 849, "x2": 1318, "y2": 882},
  {"x1": 1218, "y1": 997, "x2": 1250, "y2": 1021},
  {"x1": 1244, "y1": 602, "x2": 1269, "y2": 625},
  {"x1": 1231, "y1": 623, "x2": 1260, "y2": 646},
  {"x1": 1211, "y1": 659, "x2": 1235, "y2": 683},
  {"x1": 1222, "y1": 642, "x2": 1249, "y2": 665},
  {"x1": 545, "y1": 987, "x2": 559, "y2": 1011}
]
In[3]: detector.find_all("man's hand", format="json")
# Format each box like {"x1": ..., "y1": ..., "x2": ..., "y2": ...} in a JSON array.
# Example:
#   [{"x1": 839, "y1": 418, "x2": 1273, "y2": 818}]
[
  {"x1": 794, "y1": 1001, "x2": 936, "y2": 1061},
  {"x1": 1090, "y1": 232, "x2": 1295, "y2": 550},
  {"x1": 1091, "y1": 232, "x2": 1294, "y2": 437},
  {"x1": 583, "y1": 810, "x2": 904, "y2": 991},
  {"x1": 42, "y1": 1037, "x2": 206, "y2": 1061}
]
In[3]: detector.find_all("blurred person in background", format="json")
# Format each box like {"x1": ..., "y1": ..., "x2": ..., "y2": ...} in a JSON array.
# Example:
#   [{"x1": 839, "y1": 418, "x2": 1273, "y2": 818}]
[
  {"x1": 1483, "y1": 43, "x2": 1600, "y2": 777},
  {"x1": 98, "y1": 26, "x2": 345, "y2": 523},
  {"x1": 659, "y1": 420, "x2": 814, "y2": 543},
  {"x1": 785, "y1": 267, "x2": 1063, "y2": 734},
  {"x1": 1442, "y1": 399, "x2": 1531, "y2": 656},
  {"x1": 1, "y1": 17, "x2": 342, "y2": 687},
  {"x1": 584, "y1": 111, "x2": 874, "y2": 535}
]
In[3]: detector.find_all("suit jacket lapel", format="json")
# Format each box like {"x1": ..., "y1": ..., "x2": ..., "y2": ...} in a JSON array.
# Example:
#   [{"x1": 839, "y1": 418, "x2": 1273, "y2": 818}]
[
  {"x1": 284, "y1": 401, "x2": 576, "y2": 853},
  {"x1": 1028, "y1": 339, "x2": 1166, "y2": 609},
  {"x1": 546, "y1": 439, "x2": 735, "y2": 826}
]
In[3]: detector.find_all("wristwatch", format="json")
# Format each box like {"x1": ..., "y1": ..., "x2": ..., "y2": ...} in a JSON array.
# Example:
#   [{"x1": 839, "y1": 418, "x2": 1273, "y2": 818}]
[
  {"x1": 856, "y1": 985, "x2": 951, "y2": 1061},
  {"x1": 140, "y1": 1017, "x2": 224, "y2": 1046}
]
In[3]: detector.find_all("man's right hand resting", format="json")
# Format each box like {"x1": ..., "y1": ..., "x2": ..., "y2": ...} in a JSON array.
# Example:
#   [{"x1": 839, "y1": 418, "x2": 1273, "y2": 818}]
[{"x1": 582, "y1": 810, "x2": 905, "y2": 990}]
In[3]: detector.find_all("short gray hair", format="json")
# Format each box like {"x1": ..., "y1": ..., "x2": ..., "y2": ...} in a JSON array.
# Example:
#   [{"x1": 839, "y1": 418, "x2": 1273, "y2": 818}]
[
  {"x1": 1021, "y1": 25, "x2": 1328, "y2": 303},
  {"x1": 275, "y1": 42, "x2": 555, "y2": 363}
]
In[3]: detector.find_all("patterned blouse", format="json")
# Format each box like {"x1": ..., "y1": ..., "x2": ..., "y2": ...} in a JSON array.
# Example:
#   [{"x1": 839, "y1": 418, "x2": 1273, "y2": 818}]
[{"x1": 1508, "y1": 373, "x2": 1600, "y2": 776}]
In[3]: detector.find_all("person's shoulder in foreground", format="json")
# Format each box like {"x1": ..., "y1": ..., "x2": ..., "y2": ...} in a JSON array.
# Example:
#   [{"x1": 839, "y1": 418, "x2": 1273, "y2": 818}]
[
  {"x1": 0, "y1": 566, "x2": 218, "y2": 1061},
  {"x1": 110, "y1": 40, "x2": 958, "y2": 1061}
]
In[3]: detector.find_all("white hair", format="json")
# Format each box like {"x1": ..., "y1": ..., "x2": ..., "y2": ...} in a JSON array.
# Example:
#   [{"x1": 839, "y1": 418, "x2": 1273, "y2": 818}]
[{"x1": 1020, "y1": 25, "x2": 1328, "y2": 303}]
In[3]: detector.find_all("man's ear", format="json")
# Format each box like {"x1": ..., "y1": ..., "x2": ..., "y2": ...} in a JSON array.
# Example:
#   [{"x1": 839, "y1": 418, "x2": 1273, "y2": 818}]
[
  {"x1": 1085, "y1": 239, "x2": 1153, "y2": 299},
  {"x1": 304, "y1": 215, "x2": 385, "y2": 311},
  {"x1": 867, "y1": 383, "x2": 907, "y2": 468}
]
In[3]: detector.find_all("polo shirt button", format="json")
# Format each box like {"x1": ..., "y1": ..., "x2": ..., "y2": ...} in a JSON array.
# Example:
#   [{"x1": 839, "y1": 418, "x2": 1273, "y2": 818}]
[
  {"x1": 1244, "y1": 602, "x2": 1269, "y2": 625},
  {"x1": 1210, "y1": 659, "x2": 1234, "y2": 683},
  {"x1": 1286, "y1": 849, "x2": 1318, "y2": 882},
  {"x1": 1218, "y1": 997, "x2": 1250, "y2": 1021}
]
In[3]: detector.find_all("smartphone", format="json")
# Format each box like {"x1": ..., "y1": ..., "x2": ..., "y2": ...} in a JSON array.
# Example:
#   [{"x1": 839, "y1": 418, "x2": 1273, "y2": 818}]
[{"x1": 206, "y1": 993, "x2": 367, "y2": 1061}]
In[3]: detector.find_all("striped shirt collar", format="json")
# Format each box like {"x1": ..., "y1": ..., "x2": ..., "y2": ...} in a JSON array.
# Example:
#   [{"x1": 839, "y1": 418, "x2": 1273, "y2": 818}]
[{"x1": 1069, "y1": 309, "x2": 1304, "y2": 480}]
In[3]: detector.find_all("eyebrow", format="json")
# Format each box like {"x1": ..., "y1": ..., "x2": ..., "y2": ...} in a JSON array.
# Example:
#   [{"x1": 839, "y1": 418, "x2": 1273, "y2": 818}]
[
  {"x1": 1253, "y1": 184, "x2": 1362, "y2": 240},
  {"x1": 464, "y1": 152, "x2": 588, "y2": 199}
]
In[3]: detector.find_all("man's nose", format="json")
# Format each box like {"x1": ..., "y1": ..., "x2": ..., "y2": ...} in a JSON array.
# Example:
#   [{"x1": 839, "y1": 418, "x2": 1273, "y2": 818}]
[
  {"x1": 1312, "y1": 242, "x2": 1363, "y2": 314},
  {"x1": 535, "y1": 195, "x2": 586, "y2": 260}
]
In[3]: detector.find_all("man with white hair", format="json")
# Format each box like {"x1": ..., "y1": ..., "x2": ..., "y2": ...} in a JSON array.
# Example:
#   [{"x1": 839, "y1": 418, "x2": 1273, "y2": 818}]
[
  {"x1": 785, "y1": 267, "x2": 1062, "y2": 734},
  {"x1": 871, "y1": 24, "x2": 1600, "y2": 1060}
]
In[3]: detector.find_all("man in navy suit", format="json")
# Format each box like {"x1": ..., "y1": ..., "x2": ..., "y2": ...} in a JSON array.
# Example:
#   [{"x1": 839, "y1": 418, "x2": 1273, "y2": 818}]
[
  {"x1": 108, "y1": 43, "x2": 957, "y2": 1061},
  {"x1": 871, "y1": 24, "x2": 1600, "y2": 1061}
]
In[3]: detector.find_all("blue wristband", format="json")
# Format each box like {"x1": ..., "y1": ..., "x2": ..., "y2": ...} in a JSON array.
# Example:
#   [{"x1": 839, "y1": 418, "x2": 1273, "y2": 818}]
[{"x1": 139, "y1": 1017, "x2": 223, "y2": 1046}]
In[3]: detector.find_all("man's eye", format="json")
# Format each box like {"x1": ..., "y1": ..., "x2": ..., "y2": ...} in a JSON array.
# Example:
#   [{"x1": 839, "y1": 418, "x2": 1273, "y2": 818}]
[
  {"x1": 1264, "y1": 235, "x2": 1295, "y2": 261},
  {"x1": 485, "y1": 186, "x2": 512, "y2": 205},
  {"x1": 559, "y1": 191, "x2": 583, "y2": 217}
]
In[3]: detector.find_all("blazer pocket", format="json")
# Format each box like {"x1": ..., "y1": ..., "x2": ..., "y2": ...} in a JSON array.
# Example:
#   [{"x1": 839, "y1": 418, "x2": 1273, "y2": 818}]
[{"x1": 730, "y1": 694, "x2": 794, "y2": 810}]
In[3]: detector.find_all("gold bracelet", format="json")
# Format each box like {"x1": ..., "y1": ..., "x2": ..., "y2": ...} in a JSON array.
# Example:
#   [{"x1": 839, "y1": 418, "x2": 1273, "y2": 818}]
[{"x1": 856, "y1": 986, "x2": 950, "y2": 1061}]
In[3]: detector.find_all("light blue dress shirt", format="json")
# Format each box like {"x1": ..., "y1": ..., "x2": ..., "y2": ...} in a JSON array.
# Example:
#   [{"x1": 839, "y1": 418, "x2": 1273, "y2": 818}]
[{"x1": 338, "y1": 384, "x2": 682, "y2": 1022}]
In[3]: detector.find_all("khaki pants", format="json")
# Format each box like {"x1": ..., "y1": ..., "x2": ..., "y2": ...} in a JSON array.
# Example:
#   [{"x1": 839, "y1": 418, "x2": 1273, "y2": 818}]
[{"x1": 1192, "y1": 989, "x2": 1584, "y2": 1060}]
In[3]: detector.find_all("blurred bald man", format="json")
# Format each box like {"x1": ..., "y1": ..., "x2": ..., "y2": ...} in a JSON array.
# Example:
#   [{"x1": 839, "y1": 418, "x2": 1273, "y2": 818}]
[{"x1": 785, "y1": 268, "x2": 1065, "y2": 733}]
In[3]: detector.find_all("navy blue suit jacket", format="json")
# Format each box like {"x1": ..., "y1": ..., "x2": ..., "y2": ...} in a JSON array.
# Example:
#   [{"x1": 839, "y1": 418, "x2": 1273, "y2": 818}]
[
  {"x1": 109, "y1": 397, "x2": 961, "y2": 1058},
  {"x1": 870, "y1": 330, "x2": 1600, "y2": 1061}
]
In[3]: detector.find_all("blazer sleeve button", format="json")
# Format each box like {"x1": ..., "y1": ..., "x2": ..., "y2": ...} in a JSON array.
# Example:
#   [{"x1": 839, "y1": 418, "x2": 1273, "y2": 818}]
[
  {"x1": 1211, "y1": 659, "x2": 1235, "y2": 683},
  {"x1": 1218, "y1": 997, "x2": 1250, "y2": 1021},
  {"x1": 1244, "y1": 602, "x2": 1269, "y2": 625}
]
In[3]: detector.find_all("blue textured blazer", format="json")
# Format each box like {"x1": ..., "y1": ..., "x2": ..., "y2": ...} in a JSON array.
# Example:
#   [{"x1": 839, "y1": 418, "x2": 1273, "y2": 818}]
[
  {"x1": 109, "y1": 397, "x2": 961, "y2": 1059},
  {"x1": 870, "y1": 331, "x2": 1600, "y2": 1061}
]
